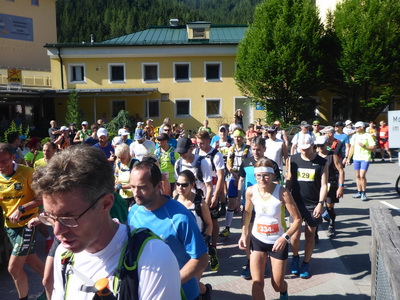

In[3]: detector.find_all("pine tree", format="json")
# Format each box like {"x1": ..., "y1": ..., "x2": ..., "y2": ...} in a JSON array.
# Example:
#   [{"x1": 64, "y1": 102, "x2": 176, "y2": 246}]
[{"x1": 65, "y1": 90, "x2": 82, "y2": 127}]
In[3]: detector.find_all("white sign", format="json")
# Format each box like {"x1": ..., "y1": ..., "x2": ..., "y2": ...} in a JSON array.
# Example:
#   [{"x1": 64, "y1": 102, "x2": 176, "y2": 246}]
[{"x1": 388, "y1": 110, "x2": 400, "y2": 148}]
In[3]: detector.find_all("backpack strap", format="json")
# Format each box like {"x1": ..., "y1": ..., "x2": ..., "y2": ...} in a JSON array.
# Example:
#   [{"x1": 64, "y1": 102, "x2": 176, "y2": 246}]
[
  {"x1": 114, "y1": 226, "x2": 167, "y2": 300},
  {"x1": 194, "y1": 194, "x2": 205, "y2": 232},
  {"x1": 60, "y1": 250, "x2": 75, "y2": 295}
]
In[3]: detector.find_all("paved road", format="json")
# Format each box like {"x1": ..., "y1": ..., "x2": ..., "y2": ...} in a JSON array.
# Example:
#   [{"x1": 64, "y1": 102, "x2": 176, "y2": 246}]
[{"x1": 1, "y1": 153, "x2": 399, "y2": 299}]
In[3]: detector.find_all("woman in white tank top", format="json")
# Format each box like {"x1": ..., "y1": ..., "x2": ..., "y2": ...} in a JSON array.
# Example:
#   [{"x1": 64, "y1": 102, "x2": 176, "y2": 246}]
[{"x1": 238, "y1": 158, "x2": 301, "y2": 300}]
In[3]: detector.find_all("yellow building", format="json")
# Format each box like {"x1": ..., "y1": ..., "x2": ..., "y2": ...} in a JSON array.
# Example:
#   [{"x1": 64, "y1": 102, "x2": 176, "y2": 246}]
[
  {"x1": 45, "y1": 21, "x2": 265, "y2": 133},
  {"x1": 0, "y1": 0, "x2": 56, "y2": 133}
]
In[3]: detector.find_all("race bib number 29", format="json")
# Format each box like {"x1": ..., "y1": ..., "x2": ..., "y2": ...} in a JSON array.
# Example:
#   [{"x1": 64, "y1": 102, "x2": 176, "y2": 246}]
[{"x1": 297, "y1": 168, "x2": 315, "y2": 182}]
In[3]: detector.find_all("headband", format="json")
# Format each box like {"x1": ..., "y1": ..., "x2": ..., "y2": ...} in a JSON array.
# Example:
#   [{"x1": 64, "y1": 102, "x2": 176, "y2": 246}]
[
  {"x1": 254, "y1": 167, "x2": 274, "y2": 174},
  {"x1": 232, "y1": 129, "x2": 245, "y2": 138}
]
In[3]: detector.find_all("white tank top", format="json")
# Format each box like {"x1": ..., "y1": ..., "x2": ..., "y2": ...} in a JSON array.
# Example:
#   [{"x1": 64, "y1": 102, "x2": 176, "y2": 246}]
[{"x1": 251, "y1": 184, "x2": 286, "y2": 244}]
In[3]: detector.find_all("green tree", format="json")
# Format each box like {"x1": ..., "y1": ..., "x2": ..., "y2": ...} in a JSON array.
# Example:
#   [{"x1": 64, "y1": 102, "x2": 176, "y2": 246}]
[
  {"x1": 235, "y1": 0, "x2": 324, "y2": 124},
  {"x1": 334, "y1": 0, "x2": 400, "y2": 120},
  {"x1": 105, "y1": 110, "x2": 133, "y2": 140},
  {"x1": 65, "y1": 90, "x2": 83, "y2": 126}
]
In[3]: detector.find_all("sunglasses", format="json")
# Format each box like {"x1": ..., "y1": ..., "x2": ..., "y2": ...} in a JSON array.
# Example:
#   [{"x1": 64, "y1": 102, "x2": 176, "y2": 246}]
[{"x1": 176, "y1": 182, "x2": 190, "y2": 187}]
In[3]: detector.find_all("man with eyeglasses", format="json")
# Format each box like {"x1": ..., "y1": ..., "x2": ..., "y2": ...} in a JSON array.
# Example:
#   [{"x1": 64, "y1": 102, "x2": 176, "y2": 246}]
[
  {"x1": 0, "y1": 143, "x2": 45, "y2": 300},
  {"x1": 128, "y1": 160, "x2": 208, "y2": 300},
  {"x1": 158, "y1": 123, "x2": 177, "y2": 148},
  {"x1": 290, "y1": 121, "x2": 316, "y2": 155},
  {"x1": 32, "y1": 145, "x2": 181, "y2": 299}
]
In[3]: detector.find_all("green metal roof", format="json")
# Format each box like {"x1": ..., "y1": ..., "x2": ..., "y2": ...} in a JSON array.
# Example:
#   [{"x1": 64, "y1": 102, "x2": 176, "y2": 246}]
[{"x1": 100, "y1": 25, "x2": 248, "y2": 46}]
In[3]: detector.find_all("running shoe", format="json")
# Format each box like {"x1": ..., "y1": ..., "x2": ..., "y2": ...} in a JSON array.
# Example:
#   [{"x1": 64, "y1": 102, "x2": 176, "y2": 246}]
[
  {"x1": 280, "y1": 292, "x2": 289, "y2": 300},
  {"x1": 45, "y1": 237, "x2": 54, "y2": 254},
  {"x1": 352, "y1": 192, "x2": 362, "y2": 199},
  {"x1": 361, "y1": 193, "x2": 368, "y2": 201},
  {"x1": 290, "y1": 256, "x2": 300, "y2": 275},
  {"x1": 241, "y1": 264, "x2": 251, "y2": 280},
  {"x1": 322, "y1": 211, "x2": 330, "y2": 222},
  {"x1": 201, "y1": 283, "x2": 212, "y2": 300},
  {"x1": 327, "y1": 226, "x2": 336, "y2": 237},
  {"x1": 300, "y1": 263, "x2": 310, "y2": 279},
  {"x1": 381, "y1": 158, "x2": 385, "y2": 162},
  {"x1": 208, "y1": 247, "x2": 219, "y2": 271},
  {"x1": 219, "y1": 227, "x2": 230, "y2": 237}
]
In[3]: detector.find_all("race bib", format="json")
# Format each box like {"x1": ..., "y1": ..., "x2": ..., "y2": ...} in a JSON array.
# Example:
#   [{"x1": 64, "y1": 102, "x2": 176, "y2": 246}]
[
  {"x1": 297, "y1": 168, "x2": 315, "y2": 182},
  {"x1": 257, "y1": 223, "x2": 279, "y2": 235}
]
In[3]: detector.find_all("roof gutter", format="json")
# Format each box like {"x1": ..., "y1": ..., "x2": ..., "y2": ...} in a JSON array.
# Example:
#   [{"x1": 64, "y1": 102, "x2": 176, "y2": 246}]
[{"x1": 56, "y1": 46, "x2": 64, "y2": 90}]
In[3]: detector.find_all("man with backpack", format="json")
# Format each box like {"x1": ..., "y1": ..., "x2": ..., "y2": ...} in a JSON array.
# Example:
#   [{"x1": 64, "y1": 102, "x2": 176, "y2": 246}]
[
  {"x1": 154, "y1": 133, "x2": 180, "y2": 194},
  {"x1": 32, "y1": 146, "x2": 181, "y2": 300},
  {"x1": 195, "y1": 130, "x2": 225, "y2": 271},
  {"x1": 128, "y1": 160, "x2": 209, "y2": 300},
  {"x1": 220, "y1": 128, "x2": 252, "y2": 238},
  {"x1": 174, "y1": 137, "x2": 213, "y2": 203}
]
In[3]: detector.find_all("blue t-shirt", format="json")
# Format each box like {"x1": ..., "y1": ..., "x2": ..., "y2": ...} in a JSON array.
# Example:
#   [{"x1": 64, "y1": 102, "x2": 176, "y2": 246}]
[
  {"x1": 128, "y1": 197, "x2": 207, "y2": 300},
  {"x1": 334, "y1": 132, "x2": 349, "y2": 156},
  {"x1": 93, "y1": 142, "x2": 114, "y2": 158}
]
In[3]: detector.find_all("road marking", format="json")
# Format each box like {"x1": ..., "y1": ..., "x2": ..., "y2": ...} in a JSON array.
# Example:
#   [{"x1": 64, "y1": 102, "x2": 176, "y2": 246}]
[{"x1": 380, "y1": 201, "x2": 400, "y2": 212}]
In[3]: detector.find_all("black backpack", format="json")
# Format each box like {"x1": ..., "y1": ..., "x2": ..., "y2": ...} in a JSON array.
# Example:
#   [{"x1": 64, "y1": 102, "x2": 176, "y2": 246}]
[
  {"x1": 194, "y1": 147, "x2": 219, "y2": 171},
  {"x1": 176, "y1": 156, "x2": 206, "y2": 183}
]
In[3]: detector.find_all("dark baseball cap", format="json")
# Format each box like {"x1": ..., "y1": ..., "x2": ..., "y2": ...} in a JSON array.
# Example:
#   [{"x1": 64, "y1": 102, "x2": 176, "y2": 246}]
[
  {"x1": 176, "y1": 138, "x2": 193, "y2": 154},
  {"x1": 156, "y1": 133, "x2": 170, "y2": 142},
  {"x1": 334, "y1": 121, "x2": 344, "y2": 127}
]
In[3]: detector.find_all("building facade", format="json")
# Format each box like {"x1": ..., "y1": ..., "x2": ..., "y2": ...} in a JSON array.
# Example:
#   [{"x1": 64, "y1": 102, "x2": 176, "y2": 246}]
[{"x1": 45, "y1": 22, "x2": 265, "y2": 132}]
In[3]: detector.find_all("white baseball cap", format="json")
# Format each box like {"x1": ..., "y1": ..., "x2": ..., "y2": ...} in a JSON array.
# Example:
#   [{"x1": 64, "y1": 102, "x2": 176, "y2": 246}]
[
  {"x1": 97, "y1": 128, "x2": 108, "y2": 137},
  {"x1": 298, "y1": 134, "x2": 314, "y2": 149},
  {"x1": 354, "y1": 121, "x2": 365, "y2": 128},
  {"x1": 345, "y1": 120, "x2": 352, "y2": 126}
]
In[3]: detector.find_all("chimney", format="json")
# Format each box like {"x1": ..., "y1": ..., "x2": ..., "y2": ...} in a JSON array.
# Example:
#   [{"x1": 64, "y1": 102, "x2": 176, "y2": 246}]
[{"x1": 169, "y1": 19, "x2": 179, "y2": 27}]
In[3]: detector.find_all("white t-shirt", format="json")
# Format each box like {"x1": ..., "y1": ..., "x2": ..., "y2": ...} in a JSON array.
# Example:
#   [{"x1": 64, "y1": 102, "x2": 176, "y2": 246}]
[
  {"x1": 129, "y1": 140, "x2": 156, "y2": 161},
  {"x1": 195, "y1": 147, "x2": 225, "y2": 178},
  {"x1": 291, "y1": 132, "x2": 316, "y2": 154},
  {"x1": 52, "y1": 224, "x2": 181, "y2": 300},
  {"x1": 265, "y1": 138, "x2": 284, "y2": 171},
  {"x1": 175, "y1": 154, "x2": 212, "y2": 196}
]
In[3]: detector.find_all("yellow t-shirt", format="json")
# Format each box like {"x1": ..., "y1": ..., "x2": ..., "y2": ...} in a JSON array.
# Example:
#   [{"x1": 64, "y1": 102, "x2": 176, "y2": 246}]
[
  {"x1": 0, "y1": 164, "x2": 38, "y2": 228},
  {"x1": 33, "y1": 158, "x2": 48, "y2": 169}
]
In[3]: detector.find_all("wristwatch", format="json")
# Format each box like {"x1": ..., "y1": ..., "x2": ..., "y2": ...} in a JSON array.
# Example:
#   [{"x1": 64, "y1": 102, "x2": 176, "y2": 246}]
[
  {"x1": 282, "y1": 233, "x2": 290, "y2": 243},
  {"x1": 18, "y1": 206, "x2": 25, "y2": 213}
]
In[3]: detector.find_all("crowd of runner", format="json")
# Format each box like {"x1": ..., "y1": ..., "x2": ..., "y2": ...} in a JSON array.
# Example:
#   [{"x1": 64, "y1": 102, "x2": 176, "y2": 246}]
[{"x1": 0, "y1": 114, "x2": 392, "y2": 300}]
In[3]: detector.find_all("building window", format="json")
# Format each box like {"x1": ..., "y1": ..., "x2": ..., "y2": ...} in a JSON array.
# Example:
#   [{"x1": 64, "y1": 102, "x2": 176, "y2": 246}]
[
  {"x1": 111, "y1": 100, "x2": 126, "y2": 117},
  {"x1": 142, "y1": 63, "x2": 159, "y2": 82},
  {"x1": 175, "y1": 99, "x2": 190, "y2": 117},
  {"x1": 205, "y1": 62, "x2": 222, "y2": 81},
  {"x1": 108, "y1": 64, "x2": 125, "y2": 83},
  {"x1": 69, "y1": 64, "x2": 85, "y2": 83},
  {"x1": 193, "y1": 28, "x2": 205, "y2": 39},
  {"x1": 174, "y1": 63, "x2": 190, "y2": 82},
  {"x1": 31, "y1": 0, "x2": 39, "y2": 6},
  {"x1": 145, "y1": 100, "x2": 160, "y2": 118},
  {"x1": 206, "y1": 99, "x2": 221, "y2": 117}
]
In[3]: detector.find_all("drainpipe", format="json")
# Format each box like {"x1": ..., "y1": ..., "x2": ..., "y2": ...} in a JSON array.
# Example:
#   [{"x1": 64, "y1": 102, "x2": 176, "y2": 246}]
[{"x1": 57, "y1": 46, "x2": 64, "y2": 90}]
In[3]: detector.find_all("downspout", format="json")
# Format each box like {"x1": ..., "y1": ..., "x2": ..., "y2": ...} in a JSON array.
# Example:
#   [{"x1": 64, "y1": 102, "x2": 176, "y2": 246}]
[{"x1": 57, "y1": 46, "x2": 64, "y2": 90}]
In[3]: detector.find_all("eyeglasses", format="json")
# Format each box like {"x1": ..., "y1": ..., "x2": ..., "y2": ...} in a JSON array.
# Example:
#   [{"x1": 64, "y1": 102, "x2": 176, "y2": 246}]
[
  {"x1": 164, "y1": 129, "x2": 171, "y2": 132},
  {"x1": 39, "y1": 193, "x2": 106, "y2": 228},
  {"x1": 175, "y1": 182, "x2": 190, "y2": 187},
  {"x1": 313, "y1": 124, "x2": 319, "y2": 126}
]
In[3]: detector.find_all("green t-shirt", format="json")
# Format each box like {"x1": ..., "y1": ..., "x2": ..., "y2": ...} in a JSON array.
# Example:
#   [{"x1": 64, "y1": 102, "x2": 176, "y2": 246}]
[
  {"x1": 350, "y1": 132, "x2": 376, "y2": 161},
  {"x1": 154, "y1": 147, "x2": 180, "y2": 183},
  {"x1": 110, "y1": 192, "x2": 128, "y2": 223},
  {"x1": 24, "y1": 151, "x2": 44, "y2": 164}
]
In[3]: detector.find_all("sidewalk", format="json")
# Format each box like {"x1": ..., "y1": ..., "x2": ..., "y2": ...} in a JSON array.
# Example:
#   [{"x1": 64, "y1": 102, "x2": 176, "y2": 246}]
[{"x1": 201, "y1": 214, "x2": 369, "y2": 299}]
